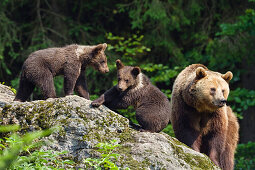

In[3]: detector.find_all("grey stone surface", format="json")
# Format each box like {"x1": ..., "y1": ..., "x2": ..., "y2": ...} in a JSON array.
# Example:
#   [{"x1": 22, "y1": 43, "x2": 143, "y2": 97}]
[
  {"x1": 0, "y1": 84, "x2": 15, "y2": 111},
  {"x1": 0, "y1": 84, "x2": 219, "y2": 169}
]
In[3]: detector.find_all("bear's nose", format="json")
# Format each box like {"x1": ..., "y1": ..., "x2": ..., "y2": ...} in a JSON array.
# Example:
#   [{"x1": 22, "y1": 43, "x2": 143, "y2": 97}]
[
  {"x1": 219, "y1": 99, "x2": 227, "y2": 107},
  {"x1": 220, "y1": 99, "x2": 227, "y2": 104},
  {"x1": 118, "y1": 86, "x2": 123, "y2": 91}
]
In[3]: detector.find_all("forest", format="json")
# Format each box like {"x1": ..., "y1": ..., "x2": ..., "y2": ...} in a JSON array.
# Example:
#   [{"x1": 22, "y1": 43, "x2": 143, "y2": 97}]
[{"x1": 0, "y1": 0, "x2": 255, "y2": 169}]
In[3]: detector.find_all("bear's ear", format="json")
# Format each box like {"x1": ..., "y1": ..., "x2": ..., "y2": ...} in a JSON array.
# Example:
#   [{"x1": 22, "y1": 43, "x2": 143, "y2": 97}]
[
  {"x1": 92, "y1": 44, "x2": 104, "y2": 55},
  {"x1": 116, "y1": 59, "x2": 124, "y2": 69},
  {"x1": 222, "y1": 71, "x2": 233, "y2": 83},
  {"x1": 102, "y1": 43, "x2": 107, "y2": 50},
  {"x1": 196, "y1": 67, "x2": 207, "y2": 79},
  {"x1": 131, "y1": 67, "x2": 141, "y2": 77}
]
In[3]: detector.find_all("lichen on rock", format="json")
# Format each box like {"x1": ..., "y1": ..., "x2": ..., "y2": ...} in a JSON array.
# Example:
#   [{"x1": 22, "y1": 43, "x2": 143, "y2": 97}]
[{"x1": 0, "y1": 84, "x2": 219, "y2": 169}]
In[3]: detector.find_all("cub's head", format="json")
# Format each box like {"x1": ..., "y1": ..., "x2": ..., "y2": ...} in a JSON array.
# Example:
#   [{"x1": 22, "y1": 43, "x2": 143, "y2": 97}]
[
  {"x1": 76, "y1": 43, "x2": 109, "y2": 73},
  {"x1": 116, "y1": 59, "x2": 141, "y2": 92},
  {"x1": 90, "y1": 43, "x2": 109, "y2": 73},
  {"x1": 193, "y1": 67, "x2": 233, "y2": 112}
]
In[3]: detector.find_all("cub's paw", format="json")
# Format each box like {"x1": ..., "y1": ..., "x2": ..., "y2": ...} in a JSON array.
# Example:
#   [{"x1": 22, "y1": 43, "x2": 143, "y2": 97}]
[{"x1": 91, "y1": 101, "x2": 101, "y2": 107}]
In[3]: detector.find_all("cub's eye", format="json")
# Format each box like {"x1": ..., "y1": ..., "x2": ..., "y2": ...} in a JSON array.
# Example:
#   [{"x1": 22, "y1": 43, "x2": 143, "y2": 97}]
[
  {"x1": 125, "y1": 79, "x2": 129, "y2": 83},
  {"x1": 222, "y1": 89, "x2": 225, "y2": 93},
  {"x1": 210, "y1": 88, "x2": 216, "y2": 92},
  {"x1": 100, "y1": 60, "x2": 105, "y2": 64},
  {"x1": 118, "y1": 78, "x2": 121, "y2": 81}
]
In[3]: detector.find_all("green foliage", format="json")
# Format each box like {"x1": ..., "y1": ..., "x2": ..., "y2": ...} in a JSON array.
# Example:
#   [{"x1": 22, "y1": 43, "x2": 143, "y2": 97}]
[
  {"x1": 53, "y1": 77, "x2": 64, "y2": 97},
  {"x1": 162, "y1": 124, "x2": 175, "y2": 137},
  {"x1": 0, "y1": 125, "x2": 74, "y2": 169},
  {"x1": 105, "y1": 32, "x2": 152, "y2": 82},
  {"x1": 12, "y1": 149, "x2": 74, "y2": 170},
  {"x1": 0, "y1": 125, "x2": 53, "y2": 169},
  {"x1": 141, "y1": 63, "x2": 180, "y2": 86},
  {"x1": 217, "y1": 8, "x2": 255, "y2": 36},
  {"x1": 235, "y1": 142, "x2": 255, "y2": 169},
  {"x1": 84, "y1": 139, "x2": 129, "y2": 170},
  {"x1": 0, "y1": 124, "x2": 20, "y2": 133},
  {"x1": 106, "y1": 32, "x2": 150, "y2": 65},
  {"x1": 205, "y1": 1, "x2": 255, "y2": 75},
  {"x1": 0, "y1": 8, "x2": 20, "y2": 77},
  {"x1": 228, "y1": 88, "x2": 255, "y2": 119}
]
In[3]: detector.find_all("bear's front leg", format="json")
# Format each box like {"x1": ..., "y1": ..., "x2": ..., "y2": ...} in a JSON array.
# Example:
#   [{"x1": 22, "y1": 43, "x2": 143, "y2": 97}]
[
  {"x1": 92, "y1": 86, "x2": 119, "y2": 107},
  {"x1": 204, "y1": 131, "x2": 226, "y2": 168},
  {"x1": 91, "y1": 95, "x2": 105, "y2": 107},
  {"x1": 204, "y1": 113, "x2": 228, "y2": 169},
  {"x1": 64, "y1": 67, "x2": 80, "y2": 96},
  {"x1": 75, "y1": 71, "x2": 90, "y2": 99},
  {"x1": 175, "y1": 127, "x2": 202, "y2": 152}
]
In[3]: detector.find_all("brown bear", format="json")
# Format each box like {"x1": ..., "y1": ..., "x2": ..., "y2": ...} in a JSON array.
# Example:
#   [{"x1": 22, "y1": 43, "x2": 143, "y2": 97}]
[
  {"x1": 91, "y1": 59, "x2": 171, "y2": 133},
  {"x1": 14, "y1": 43, "x2": 109, "y2": 102},
  {"x1": 170, "y1": 64, "x2": 239, "y2": 170}
]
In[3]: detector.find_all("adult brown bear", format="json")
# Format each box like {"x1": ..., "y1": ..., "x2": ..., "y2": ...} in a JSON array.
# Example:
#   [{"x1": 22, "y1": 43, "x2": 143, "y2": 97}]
[
  {"x1": 14, "y1": 44, "x2": 109, "y2": 102},
  {"x1": 170, "y1": 64, "x2": 239, "y2": 170}
]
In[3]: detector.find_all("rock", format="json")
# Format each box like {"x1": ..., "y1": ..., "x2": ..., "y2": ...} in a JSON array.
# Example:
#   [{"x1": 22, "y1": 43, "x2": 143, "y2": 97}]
[
  {"x1": 0, "y1": 84, "x2": 219, "y2": 169},
  {"x1": 0, "y1": 84, "x2": 15, "y2": 111}
]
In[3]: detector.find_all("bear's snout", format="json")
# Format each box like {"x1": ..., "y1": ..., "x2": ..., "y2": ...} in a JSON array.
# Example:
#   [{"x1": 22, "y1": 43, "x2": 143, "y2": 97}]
[
  {"x1": 100, "y1": 66, "x2": 109, "y2": 73},
  {"x1": 117, "y1": 86, "x2": 124, "y2": 91},
  {"x1": 104, "y1": 68, "x2": 109, "y2": 73},
  {"x1": 213, "y1": 99, "x2": 227, "y2": 107},
  {"x1": 219, "y1": 99, "x2": 227, "y2": 106}
]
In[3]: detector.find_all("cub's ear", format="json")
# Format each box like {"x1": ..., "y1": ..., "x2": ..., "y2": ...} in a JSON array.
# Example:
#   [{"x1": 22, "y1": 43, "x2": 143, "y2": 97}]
[
  {"x1": 116, "y1": 59, "x2": 124, "y2": 69},
  {"x1": 222, "y1": 71, "x2": 233, "y2": 83},
  {"x1": 103, "y1": 43, "x2": 107, "y2": 50},
  {"x1": 92, "y1": 44, "x2": 104, "y2": 55},
  {"x1": 196, "y1": 67, "x2": 207, "y2": 79},
  {"x1": 132, "y1": 67, "x2": 141, "y2": 77}
]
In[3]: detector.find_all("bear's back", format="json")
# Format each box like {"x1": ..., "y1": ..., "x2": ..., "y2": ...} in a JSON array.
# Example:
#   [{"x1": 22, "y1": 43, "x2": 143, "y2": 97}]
[
  {"x1": 22, "y1": 45, "x2": 79, "y2": 76},
  {"x1": 134, "y1": 76, "x2": 170, "y2": 115},
  {"x1": 143, "y1": 84, "x2": 169, "y2": 106},
  {"x1": 25, "y1": 47, "x2": 63, "y2": 65}
]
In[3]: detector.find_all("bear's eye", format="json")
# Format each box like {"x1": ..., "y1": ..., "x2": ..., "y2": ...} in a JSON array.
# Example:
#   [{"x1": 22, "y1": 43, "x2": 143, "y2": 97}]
[
  {"x1": 125, "y1": 79, "x2": 129, "y2": 83},
  {"x1": 210, "y1": 88, "x2": 216, "y2": 93}
]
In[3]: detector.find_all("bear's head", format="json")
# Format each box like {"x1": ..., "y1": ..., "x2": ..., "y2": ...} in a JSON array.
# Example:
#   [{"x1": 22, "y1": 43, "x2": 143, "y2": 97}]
[
  {"x1": 115, "y1": 59, "x2": 141, "y2": 92},
  {"x1": 76, "y1": 43, "x2": 109, "y2": 73},
  {"x1": 89, "y1": 43, "x2": 109, "y2": 73},
  {"x1": 192, "y1": 67, "x2": 233, "y2": 112}
]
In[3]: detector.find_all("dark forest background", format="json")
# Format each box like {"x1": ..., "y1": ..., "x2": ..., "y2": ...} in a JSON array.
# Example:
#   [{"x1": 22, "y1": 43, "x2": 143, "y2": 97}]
[{"x1": 0, "y1": 0, "x2": 255, "y2": 168}]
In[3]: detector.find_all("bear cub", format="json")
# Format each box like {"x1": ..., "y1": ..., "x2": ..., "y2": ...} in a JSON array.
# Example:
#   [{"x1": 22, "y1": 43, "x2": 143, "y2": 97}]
[
  {"x1": 92, "y1": 59, "x2": 171, "y2": 133},
  {"x1": 170, "y1": 64, "x2": 239, "y2": 170},
  {"x1": 14, "y1": 43, "x2": 109, "y2": 102}
]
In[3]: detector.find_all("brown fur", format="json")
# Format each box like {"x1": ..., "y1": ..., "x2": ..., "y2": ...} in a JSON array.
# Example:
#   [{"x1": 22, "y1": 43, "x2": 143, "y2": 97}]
[
  {"x1": 170, "y1": 64, "x2": 239, "y2": 170},
  {"x1": 92, "y1": 59, "x2": 171, "y2": 133},
  {"x1": 14, "y1": 43, "x2": 109, "y2": 102}
]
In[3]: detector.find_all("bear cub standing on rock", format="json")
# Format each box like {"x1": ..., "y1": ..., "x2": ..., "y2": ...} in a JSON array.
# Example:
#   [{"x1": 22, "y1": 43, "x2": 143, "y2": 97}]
[
  {"x1": 92, "y1": 59, "x2": 171, "y2": 133},
  {"x1": 14, "y1": 43, "x2": 109, "y2": 102},
  {"x1": 170, "y1": 64, "x2": 239, "y2": 170}
]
